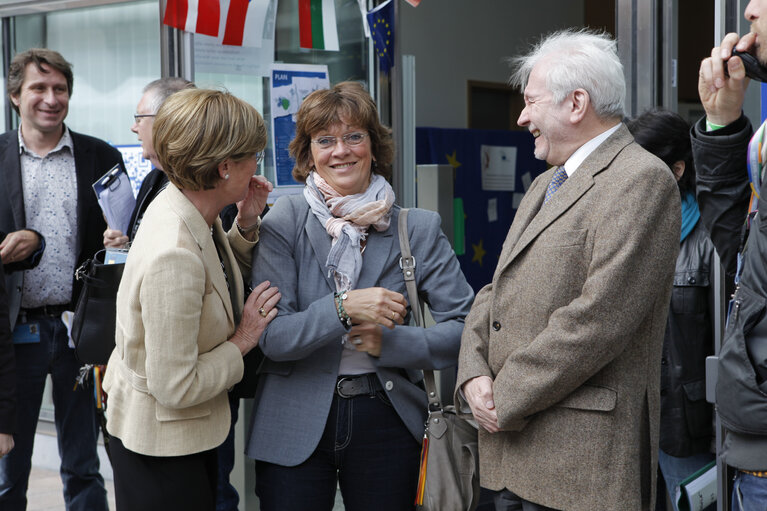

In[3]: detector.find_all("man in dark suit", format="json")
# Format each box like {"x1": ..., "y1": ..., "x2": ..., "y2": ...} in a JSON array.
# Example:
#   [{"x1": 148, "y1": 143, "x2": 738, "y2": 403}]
[
  {"x1": 455, "y1": 30, "x2": 680, "y2": 511},
  {"x1": 0, "y1": 261, "x2": 16, "y2": 462},
  {"x1": 0, "y1": 48, "x2": 125, "y2": 510}
]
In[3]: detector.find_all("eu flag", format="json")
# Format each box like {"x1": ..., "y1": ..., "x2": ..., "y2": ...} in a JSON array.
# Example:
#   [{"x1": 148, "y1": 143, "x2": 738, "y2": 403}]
[{"x1": 367, "y1": 0, "x2": 394, "y2": 74}]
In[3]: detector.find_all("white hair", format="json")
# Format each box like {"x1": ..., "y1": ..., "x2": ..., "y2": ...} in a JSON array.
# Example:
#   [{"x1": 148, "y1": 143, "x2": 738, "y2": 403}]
[{"x1": 509, "y1": 28, "x2": 625, "y2": 119}]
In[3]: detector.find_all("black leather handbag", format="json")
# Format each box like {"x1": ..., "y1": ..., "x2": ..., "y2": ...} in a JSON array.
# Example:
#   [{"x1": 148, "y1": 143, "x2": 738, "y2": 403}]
[{"x1": 71, "y1": 249, "x2": 125, "y2": 364}]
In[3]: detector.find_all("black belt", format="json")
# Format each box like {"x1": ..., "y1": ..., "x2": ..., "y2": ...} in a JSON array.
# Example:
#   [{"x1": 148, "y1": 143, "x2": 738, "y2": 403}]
[
  {"x1": 335, "y1": 373, "x2": 382, "y2": 398},
  {"x1": 21, "y1": 304, "x2": 70, "y2": 317}
]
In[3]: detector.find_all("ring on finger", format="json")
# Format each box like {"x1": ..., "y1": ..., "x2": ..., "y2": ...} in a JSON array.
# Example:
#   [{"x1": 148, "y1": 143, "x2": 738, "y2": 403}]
[
  {"x1": 352, "y1": 336, "x2": 362, "y2": 346},
  {"x1": 391, "y1": 311, "x2": 397, "y2": 320},
  {"x1": 258, "y1": 307, "x2": 267, "y2": 317}
]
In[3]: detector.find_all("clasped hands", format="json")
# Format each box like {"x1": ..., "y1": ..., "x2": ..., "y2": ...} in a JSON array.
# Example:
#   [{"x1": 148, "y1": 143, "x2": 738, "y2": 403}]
[
  {"x1": 463, "y1": 375, "x2": 500, "y2": 433},
  {"x1": 343, "y1": 287, "x2": 407, "y2": 357},
  {"x1": 0, "y1": 229, "x2": 41, "y2": 264}
]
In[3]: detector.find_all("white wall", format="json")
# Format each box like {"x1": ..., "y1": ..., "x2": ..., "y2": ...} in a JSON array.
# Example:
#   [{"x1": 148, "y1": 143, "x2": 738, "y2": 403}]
[{"x1": 399, "y1": 0, "x2": 585, "y2": 129}]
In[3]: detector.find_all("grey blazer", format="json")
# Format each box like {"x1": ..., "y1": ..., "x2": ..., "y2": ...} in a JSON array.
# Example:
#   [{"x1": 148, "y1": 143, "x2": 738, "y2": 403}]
[
  {"x1": 456, "y1": 125, "x2": 681, "y2": 511},
  {"x1": 245, "y1": 194, "x2": 474, "y2": 466}
]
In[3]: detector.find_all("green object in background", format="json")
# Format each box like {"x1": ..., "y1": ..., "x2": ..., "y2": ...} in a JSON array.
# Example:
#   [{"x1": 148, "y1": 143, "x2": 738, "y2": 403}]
[{"x1": 453, "y1": 198, "x2": 465, "y2": 255}]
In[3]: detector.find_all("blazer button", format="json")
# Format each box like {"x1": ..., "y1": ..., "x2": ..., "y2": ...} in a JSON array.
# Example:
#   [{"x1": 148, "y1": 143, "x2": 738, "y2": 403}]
[
  {"x1": 492, "y1": 321, "x2": 501, "y2": 331},
  {"x1": 385, "y1": 381, "x2": 394, "y2": 391},
  {"x1": 688, "y1": 276, "x2": 696, "y2": 284}
]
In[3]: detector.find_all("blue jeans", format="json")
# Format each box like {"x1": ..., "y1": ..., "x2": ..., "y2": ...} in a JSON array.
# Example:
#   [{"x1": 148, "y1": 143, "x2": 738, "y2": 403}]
[
  {"x1": 255, "y1": 390, "x2": 421, "y2": 511},
  {"x1": 215, "y1": 393, "x2": 239, "y2": 511},
  {"x1": 0, "y1": 314, "x2": 107, "y2": 511},
  {"x1": 657, "y1": 449, "x2": 715, "y2": 511},
  {"x1": 732, "y1": 471, "x2": 767, "y2": 511}
]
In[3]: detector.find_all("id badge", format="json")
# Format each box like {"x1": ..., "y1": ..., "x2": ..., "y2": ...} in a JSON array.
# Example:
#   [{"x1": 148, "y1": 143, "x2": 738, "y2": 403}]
[{"x1": 13, "y1": 322, "x2": 40, "y2": 344}]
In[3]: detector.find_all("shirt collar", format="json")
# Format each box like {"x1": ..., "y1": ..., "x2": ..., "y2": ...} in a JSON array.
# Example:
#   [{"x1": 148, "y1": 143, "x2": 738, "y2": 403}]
[
  {"x1": 562, "y1": 123, "x2": 621, "y2": 177},
  {"x1": 18, "y1": 124, "x2": 73, "y2": 157}
]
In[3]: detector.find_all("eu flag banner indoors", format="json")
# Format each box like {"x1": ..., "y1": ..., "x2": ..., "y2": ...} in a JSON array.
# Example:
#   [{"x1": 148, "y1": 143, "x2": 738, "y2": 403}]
[
  {"x1": 163, "y1": 0, "x2": 220, "y2": 37},
  {"x1": 367, "y1": 0, "x2": 394, "y2": 73}
]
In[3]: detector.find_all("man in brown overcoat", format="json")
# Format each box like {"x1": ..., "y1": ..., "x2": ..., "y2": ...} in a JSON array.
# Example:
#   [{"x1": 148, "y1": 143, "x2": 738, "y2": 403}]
[{"x1": 456, "y1": 29, "x2": 680, "y2": 511}]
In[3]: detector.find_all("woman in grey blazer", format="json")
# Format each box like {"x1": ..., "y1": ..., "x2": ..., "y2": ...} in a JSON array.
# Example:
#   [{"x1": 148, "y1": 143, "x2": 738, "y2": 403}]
[{"x1": 246, "y1": 82, "x2": 474, "y2": 510}]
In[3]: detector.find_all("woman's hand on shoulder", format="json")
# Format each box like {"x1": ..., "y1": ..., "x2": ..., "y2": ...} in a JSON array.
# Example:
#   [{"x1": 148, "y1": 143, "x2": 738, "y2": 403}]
[
  {"x1": 343, "y1": 287, "x2": 407, "y2": 329},
  {"x1": 229, "y1": 280, "x2": 281, "y2": 356}
]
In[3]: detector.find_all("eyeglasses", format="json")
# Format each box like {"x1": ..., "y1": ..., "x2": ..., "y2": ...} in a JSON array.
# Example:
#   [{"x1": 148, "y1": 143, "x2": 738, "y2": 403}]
[
  {"x1": 311, "y1": 132, "x2": 367, "y2": 150},
  {"x1": 133, "y1": 114, "x2": 155, "y2": 124}
]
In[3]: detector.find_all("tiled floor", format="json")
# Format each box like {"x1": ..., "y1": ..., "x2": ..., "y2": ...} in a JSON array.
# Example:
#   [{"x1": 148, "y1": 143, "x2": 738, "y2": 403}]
[{"x1": 27, "y1": 467, "x2": 116, "y2": 511}]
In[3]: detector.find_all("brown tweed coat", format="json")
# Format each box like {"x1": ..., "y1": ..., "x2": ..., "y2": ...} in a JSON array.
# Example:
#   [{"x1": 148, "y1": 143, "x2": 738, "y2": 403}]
[{"x1": 456, "y1": 124, "x2": 680, "y2": 511}]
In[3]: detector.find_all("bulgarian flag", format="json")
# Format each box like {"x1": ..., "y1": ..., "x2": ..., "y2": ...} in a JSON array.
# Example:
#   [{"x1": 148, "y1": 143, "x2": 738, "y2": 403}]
[
  {"x1": 298, "y1": 0, "x2": 340, "y2": 51},
  {"x1": 163, "y1": 0, "x2": 220, "y2": 37}
]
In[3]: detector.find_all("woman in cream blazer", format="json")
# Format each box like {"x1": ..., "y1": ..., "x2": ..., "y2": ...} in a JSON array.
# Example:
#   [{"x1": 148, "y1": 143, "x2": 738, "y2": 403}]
[{"x1": 102, "y1": 89, "x2": 280, "y2": 511}]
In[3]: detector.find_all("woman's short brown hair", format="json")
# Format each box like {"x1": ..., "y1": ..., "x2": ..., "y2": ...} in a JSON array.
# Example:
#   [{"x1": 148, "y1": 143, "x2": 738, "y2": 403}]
[
  {"x1": 289, "y1": 81, "x2": 394, "y2": 183},
  {"x1": 153, "y1": 88, "x2": 267, "y2": 191}
]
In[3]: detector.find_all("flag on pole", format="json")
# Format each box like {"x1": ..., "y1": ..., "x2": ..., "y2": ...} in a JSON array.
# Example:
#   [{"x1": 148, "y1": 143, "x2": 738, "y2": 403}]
[
  {"x1": 366, "y1": 0, "x2": 394, "y2": 74},
  {"x1": 163, "y1": 0, "x2": 221, "y2": 37},
  {"x1": 298, "y1": 0, "x2": 340, "y2": 51},
  {"x1": 222, "y1": 0, "x2": 265, "y2": 46}
]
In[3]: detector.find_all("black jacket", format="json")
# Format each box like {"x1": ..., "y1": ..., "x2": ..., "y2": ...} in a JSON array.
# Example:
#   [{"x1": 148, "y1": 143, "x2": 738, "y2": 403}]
[
  {"x1": 0, "y1": 263, "x2": 15, "y2": 434},
  {"x1": 127, "y1": 168, "x2": 168, "y2": 241},
  {"x1": 660, "y1": 221, "x2": 716, "y2": 457},
  {"x1": 692, "y1": 114, "x2": 767, "y2": 470}
]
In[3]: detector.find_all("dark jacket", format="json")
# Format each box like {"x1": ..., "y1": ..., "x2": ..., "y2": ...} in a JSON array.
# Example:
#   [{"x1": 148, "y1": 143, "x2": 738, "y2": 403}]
[
  {"x1": 659, "y1": 221, "x2": 716, "y2": 457},
  {"x1": 127, "y1": 168, "x2": 168, "y2": 241},
  {"x1": 692, "y1": 113, "x2": 767, "y2": 470},
  {"x1": 0, "y1": 263, "x2": 15, "y2": 434}
]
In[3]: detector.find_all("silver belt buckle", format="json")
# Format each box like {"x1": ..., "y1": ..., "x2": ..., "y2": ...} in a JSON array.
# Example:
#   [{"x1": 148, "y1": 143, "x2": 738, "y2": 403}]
[{"x1": 336, "y1": 376, "x2": 354, "y2": 398}]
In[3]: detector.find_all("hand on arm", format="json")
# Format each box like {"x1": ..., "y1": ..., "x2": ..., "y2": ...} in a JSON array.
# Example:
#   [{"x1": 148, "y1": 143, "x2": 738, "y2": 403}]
[
  {"x1": 103, "y1": 228, "x2": 129, "y2": 248},
  {"x1": 0, "y1": 230, "x2": 42, "y2": 264},
  {"x1": 463, "y1": 376, "x2": 499, "y2": 433},
  {"x1": 698, "y1": 32, "x2": 754, "y2": 126},
  {"x1": 229, "y1": 280, "x2": 281, "y2": 356},
  {"x1": 349, "y1": 322, "x2": 383, "y2": 357}
]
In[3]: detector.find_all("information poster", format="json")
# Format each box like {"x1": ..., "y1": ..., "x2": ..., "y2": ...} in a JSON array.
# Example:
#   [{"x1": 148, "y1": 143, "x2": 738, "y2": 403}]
[{"x1": 270, "y1": 63, "x2": 329, "y2": 187}]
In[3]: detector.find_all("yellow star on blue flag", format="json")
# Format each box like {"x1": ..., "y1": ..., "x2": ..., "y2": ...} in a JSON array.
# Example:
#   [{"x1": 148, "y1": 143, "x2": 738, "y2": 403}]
[
  {"x1": 472, "y1": 239, "x2": 486, "y2": 267},
  {"x1": 446, "y1": 150, "x2": 462, "y2": 169}
]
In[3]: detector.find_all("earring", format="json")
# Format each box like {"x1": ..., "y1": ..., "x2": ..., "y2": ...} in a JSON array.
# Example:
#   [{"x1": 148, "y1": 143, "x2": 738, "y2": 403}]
[{"x1": 224, "y1": 173, "x2": 230, "y2": 180}]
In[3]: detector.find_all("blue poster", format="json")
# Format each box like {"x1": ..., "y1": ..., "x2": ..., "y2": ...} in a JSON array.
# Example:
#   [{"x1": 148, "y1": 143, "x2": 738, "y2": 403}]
[{"x1": 270, "y1": 64, "x2": 329, "y2": 187}]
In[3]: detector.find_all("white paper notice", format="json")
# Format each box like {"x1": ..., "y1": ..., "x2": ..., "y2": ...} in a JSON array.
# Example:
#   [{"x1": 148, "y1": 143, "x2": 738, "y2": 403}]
[
  {"x1": 480, "y1": 145, "x2": 516, "y2": 191},
  {"x1": 487, "y1": 198, "x2": 498, "y2": 223}
]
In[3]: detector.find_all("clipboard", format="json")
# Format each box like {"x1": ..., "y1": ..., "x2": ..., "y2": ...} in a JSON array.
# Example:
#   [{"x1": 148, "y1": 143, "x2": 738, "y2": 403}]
[{"x1": 92, "y1": 164, "x2": 136, "y2": 236}]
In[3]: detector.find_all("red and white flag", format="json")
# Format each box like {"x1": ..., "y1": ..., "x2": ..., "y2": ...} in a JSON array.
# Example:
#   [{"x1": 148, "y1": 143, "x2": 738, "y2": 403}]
[
  {"x1": 223, "y1": 0, "x2": 264, "y2": 46},
  {"x1": 163, "y1": 0, "x2": 220, "y2": 37}
]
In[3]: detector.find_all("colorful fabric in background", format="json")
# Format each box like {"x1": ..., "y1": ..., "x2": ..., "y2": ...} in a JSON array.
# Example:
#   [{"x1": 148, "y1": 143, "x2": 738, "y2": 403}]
[
  {"x1": 162, "y1": 0, "x2": 220, "y2": 37},
  {"x1": 416, "y1": 127, "x2": 547, "y2": 292},
  {"x1": 298, "y1": 0, "x2": 340, "y2": 51},
  {"x1": 404, "y1": 0, "x2": 422, "y2": 6},
  {"x1": 367, "y1": 0, "x2": 394, "y2": 74}
]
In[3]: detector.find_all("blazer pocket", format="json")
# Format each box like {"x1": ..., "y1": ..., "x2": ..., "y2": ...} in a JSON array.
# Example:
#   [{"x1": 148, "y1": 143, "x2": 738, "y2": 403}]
[
  {"x1": 155, "y1": 402, "x2": 211, "y2": 422},
  {"x1": 540, "y1": 228, "x2": 588, "y2": 248},
  {"x1": 554, "y1": 384, "x2": 617, "y2": 412}
]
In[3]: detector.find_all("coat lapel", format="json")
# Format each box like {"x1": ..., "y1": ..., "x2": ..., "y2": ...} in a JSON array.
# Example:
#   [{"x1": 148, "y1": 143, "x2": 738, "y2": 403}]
[
  {"x1": 213, "y1": 221, "x2": 242, "y2": 324},
  {"x1": 357, "y1": 219, "x2": 394, "y2": 289},
  {"x1": 305, "y1": 212, "x2": 337, "y2": 291},
  {"x1": 499, "y1": 124, "x2": 633, "y2": 273}
]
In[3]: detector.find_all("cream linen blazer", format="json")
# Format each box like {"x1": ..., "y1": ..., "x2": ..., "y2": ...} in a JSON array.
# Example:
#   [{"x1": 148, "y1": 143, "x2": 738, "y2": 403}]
[{"x1": 103, "y1": 184, "x2": 256, "y2": 456}]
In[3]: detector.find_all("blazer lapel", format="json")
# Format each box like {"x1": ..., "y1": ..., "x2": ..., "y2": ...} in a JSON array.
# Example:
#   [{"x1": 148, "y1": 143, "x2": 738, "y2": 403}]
[
  {"x1": 500, "y1": 124, "x2": 633, "y2": 273},
  {"x1": 0, "y1": 132, "x2": 26, "y2": 228},
  {"x1": 357, "y1": 220, "x2": 394, "y2": 289},
  {"x1": 213, "y1": 221, "x2": 242, "y2": 324},
  {"x1": 305, "y1": 212, "x2": 336, "y2": 291}
]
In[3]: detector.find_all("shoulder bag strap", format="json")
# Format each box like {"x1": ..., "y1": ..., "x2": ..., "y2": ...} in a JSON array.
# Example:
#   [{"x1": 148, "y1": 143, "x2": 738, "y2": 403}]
[{"x1": 398, "y1": 209, "x2": 441, "y2": 410}]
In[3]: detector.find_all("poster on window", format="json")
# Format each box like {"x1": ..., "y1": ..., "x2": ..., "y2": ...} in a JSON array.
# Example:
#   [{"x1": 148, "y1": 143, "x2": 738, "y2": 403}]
[{"x1": 270, "y1": 63, "x2": 330, "y2": 188}]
